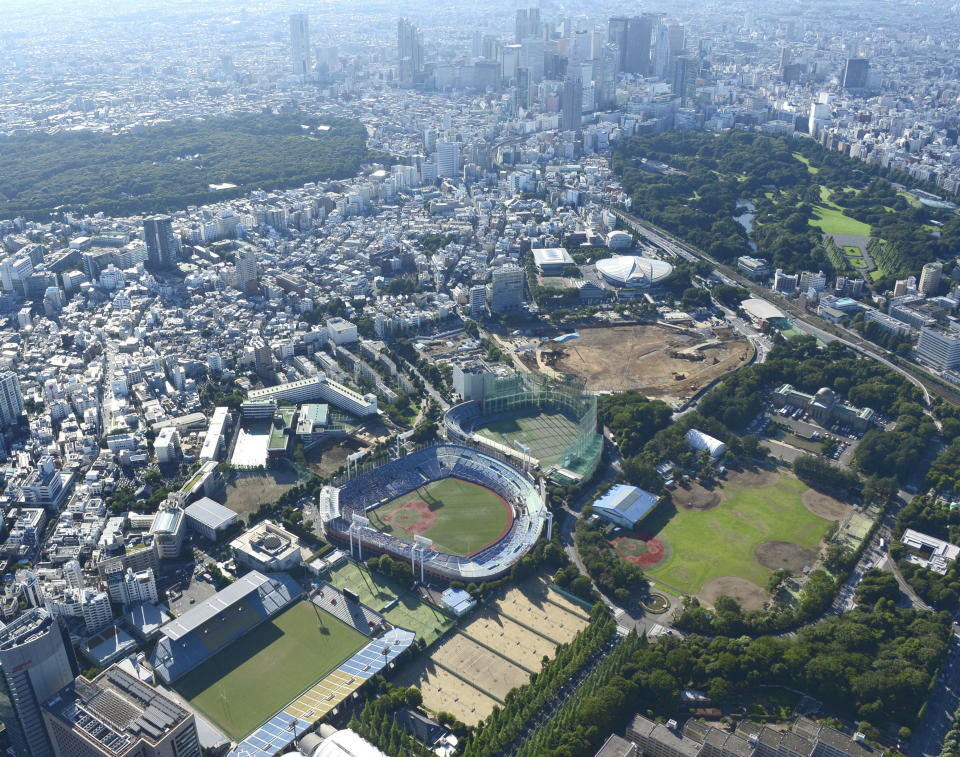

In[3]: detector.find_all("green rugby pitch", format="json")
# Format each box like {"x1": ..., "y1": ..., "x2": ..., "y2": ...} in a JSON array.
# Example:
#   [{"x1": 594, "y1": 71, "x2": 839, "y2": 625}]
[
  {"x1": 369, "y1": 477, "x2": 511, "y2": 557},
  {"x1": 641, "y1": 474, "x2": 831, "y2": 595},
  {"x1": 173, "y1": 600, "x2": 367, "y2": 741}
]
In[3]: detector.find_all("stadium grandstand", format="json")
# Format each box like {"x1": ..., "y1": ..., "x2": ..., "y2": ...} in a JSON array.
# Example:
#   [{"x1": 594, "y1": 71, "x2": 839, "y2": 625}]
[
  {"x1": 445, "y1": 371, "x2": 602, "y2": 482},
  {"x1": 322, "y1": 444, "x2": 548, "y2": 582},
  {"x1": 150, "y1": 571, "x2": 301, "y2": 684}
]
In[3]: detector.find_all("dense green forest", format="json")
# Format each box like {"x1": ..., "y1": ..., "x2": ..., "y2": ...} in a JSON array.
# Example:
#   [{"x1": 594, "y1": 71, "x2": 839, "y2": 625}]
[
  {"x1": 0, "y1": 113, "x2": 374, "y2": 219},
  {"x1": 611, "y1": 131, "x2": 959, "y2": 286}
]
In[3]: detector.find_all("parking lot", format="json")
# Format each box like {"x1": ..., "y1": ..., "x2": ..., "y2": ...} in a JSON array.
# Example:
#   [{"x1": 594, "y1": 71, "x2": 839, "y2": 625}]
[{"x1": 752, "y1": 409, "x2": 862, "y2": 466}]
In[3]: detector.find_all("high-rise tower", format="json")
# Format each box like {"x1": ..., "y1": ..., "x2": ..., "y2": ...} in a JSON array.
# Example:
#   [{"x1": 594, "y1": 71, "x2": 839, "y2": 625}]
[
  {"x1": 143, "y1": 215, "x2": 176, "y2": 269},
  {"x1": 290, "y1": 13, "x2": 311, "y2": 79},
  {"x1": 0, "y1": 609, "x2": 80, "y2": 757}
]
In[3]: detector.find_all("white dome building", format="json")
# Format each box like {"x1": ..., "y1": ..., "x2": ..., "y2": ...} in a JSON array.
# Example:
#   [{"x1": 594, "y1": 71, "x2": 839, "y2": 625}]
[{"x1": 595, "y1": 255, "x2": 673, "y2": 288}]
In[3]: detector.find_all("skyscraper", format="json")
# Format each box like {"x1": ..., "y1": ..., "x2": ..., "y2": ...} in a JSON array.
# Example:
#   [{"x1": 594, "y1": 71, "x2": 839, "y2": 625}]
[
  {"x1": 596, "y1": 44, "x2": 619, "y2": 110},
  {"x1": 560, "y1": 76, "x2": 583, "y2": 132},
  {"x1": 290, "y1": 13, "x2": 311, "y2": 79},
  {"x1": 672, "y1": 54, "x2": 700, "y2": 106},
  {"x1": 0, "y1": 609, "x2": 80, "y2": 757},
  {"x1": 490, "y1": 265, "x2": 525, "y2": 313},
  {"x1": 515, "y1": 7, "x2": 541, "y2": 42},
  {"x1": 143, "y1": 215, "x2": 176, "y2": 269},
  {"x1": 397, "y1": 18, "x2": 423, "y2": 86},
  {"x1": 842, "y1": 58, "x2": 869, "y2": 89},
  {"x1": 235, "y1": 247, "x2": 258, "y2": 294},
  {"x1": 0, "y1": 370, "x2": 24, "y2": 427},
  {"x1": 652, "y1": 23, "x2": 671, "y2": 79}
]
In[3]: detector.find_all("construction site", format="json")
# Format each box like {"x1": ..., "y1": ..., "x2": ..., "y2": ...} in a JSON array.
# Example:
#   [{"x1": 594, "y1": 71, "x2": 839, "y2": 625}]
[{"x1": 536, "y1": 324, "x2": 750, "y2": 405}]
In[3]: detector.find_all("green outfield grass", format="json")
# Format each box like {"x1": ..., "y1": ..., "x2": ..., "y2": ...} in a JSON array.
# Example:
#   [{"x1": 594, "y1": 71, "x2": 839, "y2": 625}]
[
  {"x1": 326, "y1": 560, "x2": 406, "y2": 611},
  {"x1": 475, "y1": 410, "x2": 581, "y2": 468},
  {"x1": 174, "y1": 601, "x2": 367, "y2": 741},
  {"x1": 642, "y1": 474, "x2": 831, "y2": 595},
  {"x1": 325, "y1": 560, "x2": 455, "y2": 645},
  {"x1": 370, "y1": 477, "x2": 511, "y2": 557}
]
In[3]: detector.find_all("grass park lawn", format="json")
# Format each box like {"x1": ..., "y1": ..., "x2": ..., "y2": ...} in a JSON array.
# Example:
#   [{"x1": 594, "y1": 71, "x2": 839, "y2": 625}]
[
  {"x1": 174, "y1": 601, "x2": 367, "y2": 741},
  {"x1": 644, "y1": 475, "x2": 831, "y2": 595},
  {"x1": 810, "y1": 204, "x2": 872, "y2": 236},
  {"x1": 792, "y1": 153, "x2": 819, "y2": 174},
  {"x1": 369, "y1": 477, "x2": 511, "y2": 557}
]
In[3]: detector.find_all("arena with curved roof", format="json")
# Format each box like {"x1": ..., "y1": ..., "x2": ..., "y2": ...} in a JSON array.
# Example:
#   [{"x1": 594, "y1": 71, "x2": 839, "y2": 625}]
[{"x1": 595, "y1": 255, "x2": 673, "y2": 288}]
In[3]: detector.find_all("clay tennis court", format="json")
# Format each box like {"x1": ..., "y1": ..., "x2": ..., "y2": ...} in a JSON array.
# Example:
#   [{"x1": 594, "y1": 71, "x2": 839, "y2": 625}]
[{"x1": 396, "y1": 581, "x2": 589, "y2": 725}]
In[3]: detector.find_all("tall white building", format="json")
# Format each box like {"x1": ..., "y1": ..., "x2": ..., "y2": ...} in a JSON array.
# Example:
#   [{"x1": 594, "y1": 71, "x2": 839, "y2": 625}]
[
  {"x1": 489, "y1": 265, "x2": 525, "y2": 313},
  {"x1": 917, "y1": 326, "x2": 960, "y2": 369},
  {"x1": 290, "y1": 13, "x2": 311, "y2": 79},
  {"x1": 108, "y1": 567, "x2": 159, "y2": 606},
  {"x1": 235, "y1": 247, "x2": 258, "y2": 294},
  {"x1": 81, "y1": 590, "x2": 113, "y2": 635},
  {"x1": 920, "y1": 262, "x2": 943, "y2": 296},
  {"x1": 469, "y1": 284, "x2": 487, "y2": 319},
  {"x1": 0, "y1": 370, "x2": 24, "y2": 427},
  {"x1": 436, "y1": 141, "x2": 461, "y2": 179}
]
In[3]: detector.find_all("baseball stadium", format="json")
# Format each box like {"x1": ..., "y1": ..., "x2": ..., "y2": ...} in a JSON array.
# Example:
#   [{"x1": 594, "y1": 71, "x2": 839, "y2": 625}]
[
  {"x1": 321, "y1": 444, "x2": 549, "y2": 582},
  {"x1": 445, "y1": 371, "x2": 603, "y2": 484}
]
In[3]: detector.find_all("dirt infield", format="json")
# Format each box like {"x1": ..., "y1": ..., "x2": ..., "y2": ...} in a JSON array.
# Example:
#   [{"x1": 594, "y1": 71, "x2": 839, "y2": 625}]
[
  {"x1": 610, "y1": 533, "x2": 667, "y2": 568},
  {"x1": 382, "y1": 500, "x2": 436, "y2": 535},
  {"x1": 802, "y1": 490, "x2": 850, "y2": 521},
  {"x1": 701, "y1": 577, "x2": 767, "y2": 612},
  {"x1": 755, "y1": 541, "x2": 817, "y2": 572},
  {"x1": 671, "y1": 482, "x2": 721, "y2": 510},
  {"x1": 544, "y1": 324, "x2": 748, "y2": 404}
]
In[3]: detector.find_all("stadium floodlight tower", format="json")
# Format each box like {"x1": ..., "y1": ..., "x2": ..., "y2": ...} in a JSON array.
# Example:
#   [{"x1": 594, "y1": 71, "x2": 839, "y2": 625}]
[
  {"x1": 349, "y1": 513, "x2": 371, "y2": 561},
  {"x1": 395, "y1": 429, "x2": 414, "y2": 459},
  {"x1": 513, "y1": 440, "x2": 532, "y2": 472},
  {"x1": 412, "y1": 534, "x2": 433, "y2": 583},
  {"x1": 346, "y1": 450, "x2": 368, "y2": 479}
]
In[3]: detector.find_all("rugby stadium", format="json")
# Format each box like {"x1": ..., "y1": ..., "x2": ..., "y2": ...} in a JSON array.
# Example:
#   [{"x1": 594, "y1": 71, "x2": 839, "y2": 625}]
[{"x1": 321, "y1": 444, "x2": 550, "y2": 582}]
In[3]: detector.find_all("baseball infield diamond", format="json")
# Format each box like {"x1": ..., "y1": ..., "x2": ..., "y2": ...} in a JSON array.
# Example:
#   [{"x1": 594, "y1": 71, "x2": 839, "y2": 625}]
[
  {"x1": 610, "y1": 533, "x2": 667, "y2": 568},
  {"x1": 371, "y1": 477, "x2": 513, "y2": 557}
]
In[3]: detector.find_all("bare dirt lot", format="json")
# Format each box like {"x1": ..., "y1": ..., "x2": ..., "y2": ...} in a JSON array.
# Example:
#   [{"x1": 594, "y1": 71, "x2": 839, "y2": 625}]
[
  {"x1": 755, "y1": 541, "x2": 817, "y2": 572},
  {"x1": 304, "y1": 436, "x2": 368, "y2": 478},
  {"x1": 802, "y1": 490, "x2": 851, "y2": 521},
  {"x1": 542, "y1": 324, "x2": 749, "y2": 404},
  {"x1": 725, "y1": 467, "x2": 780, "y2": 489},
  {"x1": 221, "y1": 467, "x2": 301, "y2": 521},
  {"x1": 671, "y1": 482, "x2": 721, "y2": 510},
  {"x1": 701, "y1": 576, "x2": 768, "y2": 612}
]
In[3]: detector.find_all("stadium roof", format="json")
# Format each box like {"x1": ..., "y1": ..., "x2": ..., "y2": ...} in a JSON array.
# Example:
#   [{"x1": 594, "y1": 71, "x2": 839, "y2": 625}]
[
  {"x1": 532, "y1": 247, "x2": 574, "y2": 266},
  {"x1": 740, "y1": 298, "x2": 785, "y2": 321},
  {"x1": 159, "y1": 571, "x2": 296, "y2": 641},
  {"x1": 592, "y1": 485, "x2": 659, "y2": 526},
  {"x1": 184, "y1": 497, "x2": 237, "y2": 530},
  {"x1": 596, "y1": 255, "x2": 673, "y2": 288}
]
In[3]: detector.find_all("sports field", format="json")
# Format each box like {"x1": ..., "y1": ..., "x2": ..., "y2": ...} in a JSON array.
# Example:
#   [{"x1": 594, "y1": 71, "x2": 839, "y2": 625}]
[
  {"x1": 325, "y1": 561, "x2": 455, "y2": 646},
  {"x1": 475, "y1": 410, "x2": 581, "y2": 468},
  {"x1": 369, "y1": 477, "x2": 511, "y2": 557},
  {"x1": 173, "y1": 601, "x2": 367, "y2": 741},
  {"x1": 638, "y1": 470, "x2": 831, "y2": 608}
]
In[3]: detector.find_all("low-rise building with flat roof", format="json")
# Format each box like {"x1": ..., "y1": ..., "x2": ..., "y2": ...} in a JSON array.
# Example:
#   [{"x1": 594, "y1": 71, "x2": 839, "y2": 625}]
[
  {"x1": 184, "y1": 496, "x2": 238, "y2": 541},
  {"x1": 591, "y1": 485, "x2": 659, "y2": 528},
  {"x1": 231, "y1": 520, "x2": 308, "y2": 573}
]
